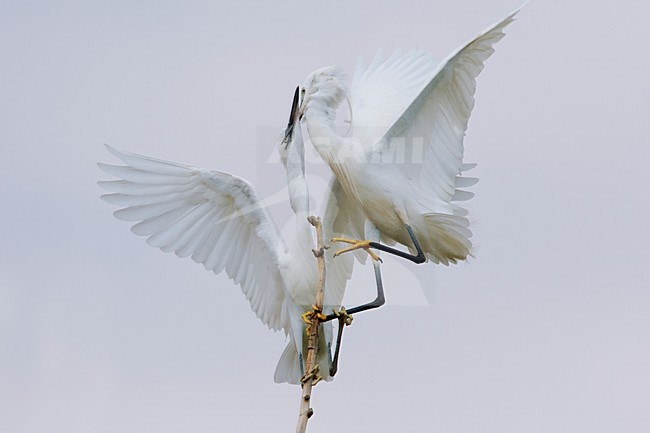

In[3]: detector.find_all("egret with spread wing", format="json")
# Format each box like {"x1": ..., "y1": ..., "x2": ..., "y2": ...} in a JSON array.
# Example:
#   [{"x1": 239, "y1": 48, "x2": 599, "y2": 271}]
[
  {"x1": 297, "y1": 10, "x2": 519, "y2": 265},
  {"x1": 98, "y1": 88, "x2": 361, "y2": 384}
]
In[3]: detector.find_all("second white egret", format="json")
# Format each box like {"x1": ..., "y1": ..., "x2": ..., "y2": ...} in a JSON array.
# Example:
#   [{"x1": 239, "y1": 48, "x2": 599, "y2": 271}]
[
  {"x1": 298, "y1": 9, "x2": 520, "y2": 265},
  {"x1": 99, "y1": 88, "x2": 362, "y2": 384}
]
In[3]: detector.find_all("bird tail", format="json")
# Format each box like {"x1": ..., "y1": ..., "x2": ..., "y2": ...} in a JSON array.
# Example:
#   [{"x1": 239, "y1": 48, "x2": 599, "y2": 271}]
[
  {"x1": 274, "y1": 340, "x2": 302, "y2": 384},
  {"x1": 421, "y1": 213, "x2": 473, "y2": 265},
  {"x1": 274, "y1": 326, "x2": 335, "y2": 385}
]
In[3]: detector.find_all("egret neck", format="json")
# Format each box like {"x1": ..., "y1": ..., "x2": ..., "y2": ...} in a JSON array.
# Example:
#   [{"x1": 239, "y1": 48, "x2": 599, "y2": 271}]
[{"x1": 303, "y1": 106, "x2": 362, "y2": 203}]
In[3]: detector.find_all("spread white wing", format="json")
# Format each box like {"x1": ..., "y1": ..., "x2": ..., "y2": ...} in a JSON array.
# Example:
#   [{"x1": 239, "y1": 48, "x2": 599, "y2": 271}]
[
  {"x1": 350, "y1": 49, "x2": 440, "y2": 144},
  {"x1": 98, "y1": 145, "x2": 290, "y2": 332},
  {"x1": 353, "y1": 10, "x2": 518, "y2": 207}
]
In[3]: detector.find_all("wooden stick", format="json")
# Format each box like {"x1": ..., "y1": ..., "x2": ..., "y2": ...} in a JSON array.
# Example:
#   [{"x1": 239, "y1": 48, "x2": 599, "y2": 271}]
[{"x1": 295, "y1": 216, "x2": 326, "y2": 433}]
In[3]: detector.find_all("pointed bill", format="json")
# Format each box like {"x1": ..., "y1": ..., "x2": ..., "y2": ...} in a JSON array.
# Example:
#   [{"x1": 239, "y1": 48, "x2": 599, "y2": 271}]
[{"x1": 282, "y1": 86, "x2": 301, "y2": 146}]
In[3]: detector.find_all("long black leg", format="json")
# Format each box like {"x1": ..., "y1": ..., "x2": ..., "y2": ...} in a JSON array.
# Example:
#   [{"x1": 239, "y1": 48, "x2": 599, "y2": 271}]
[
  {"x1": 325, "y1": 261, "x2": 384, "y2": 376},
  {"x1": 325, "y1": 220, "x2": 392, "y2": 376},
  {"x1": 328, "y1": 319, "x2": 345, "y2": 376},
  {"x1": 369, "y1": 224, "x2": 426, "y2": 264},
  {"x1": 323, "y1": 261, "x2": 384, "y2": 322}
]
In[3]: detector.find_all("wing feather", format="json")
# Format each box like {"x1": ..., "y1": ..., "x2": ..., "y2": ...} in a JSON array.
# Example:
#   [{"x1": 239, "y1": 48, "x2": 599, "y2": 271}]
[
  {"x1": 376, "y1": 10, "x2": 518, "y2": 207},
  {"x1": 98, "y1": 180, "x2": 192, "y2": 195},
  {"x1": 99, "y1": 145, "x2": 289, "y2": 332},
  {"x1": 350, "y1": 49, "x2": 440, "y2": 143}
]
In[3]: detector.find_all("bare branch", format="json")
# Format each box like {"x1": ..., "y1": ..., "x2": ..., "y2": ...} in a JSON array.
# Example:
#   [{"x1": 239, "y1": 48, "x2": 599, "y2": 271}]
[{"x1": 295, "y1": 216, "x2": 326, "y2": 433}]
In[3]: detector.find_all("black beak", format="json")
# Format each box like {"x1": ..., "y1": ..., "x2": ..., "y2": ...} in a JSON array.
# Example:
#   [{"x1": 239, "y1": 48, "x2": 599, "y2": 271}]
[{"x1": 282, "y1": 86, "x2": 300, "y2": 146}]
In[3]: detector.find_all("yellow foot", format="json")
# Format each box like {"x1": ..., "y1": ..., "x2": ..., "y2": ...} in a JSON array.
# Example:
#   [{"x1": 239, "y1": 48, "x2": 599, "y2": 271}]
[
  {"x1": 301, "y1": 305, "x2": 327, "y2": 326},
  {"x1": 333, "y1": 307, "x2": 353, "y2": 326},
  {"x1": 330, "y1": 237, "x2": 383, "y2": 262},
  {"x1": 300, "y1": 365, "x2": 322, "y2": 385},
  {"x1": 301, "y1": 310, "x2": 312, "y2": 325}
]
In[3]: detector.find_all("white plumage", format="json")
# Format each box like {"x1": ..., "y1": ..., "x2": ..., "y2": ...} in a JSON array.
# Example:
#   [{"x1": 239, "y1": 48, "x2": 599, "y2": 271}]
[
  {"x1": 99, "y1": 111, "x2": 358, "y2": 384},
  {"x1": 298, "y1": 10, "x2": 519, "y2": 265},
  {"x1": 98, "y1": 8, "x2": 520, "y2": 383}
]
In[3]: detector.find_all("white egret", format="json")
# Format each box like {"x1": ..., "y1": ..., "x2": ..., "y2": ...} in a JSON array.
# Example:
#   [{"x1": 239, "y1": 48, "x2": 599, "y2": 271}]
[
  {"x1": 297, "y1": 10, "x2": 519, "y2": 265},
  {"x1": 98, "y1": 89, "x2": 366, "y2": 384}
]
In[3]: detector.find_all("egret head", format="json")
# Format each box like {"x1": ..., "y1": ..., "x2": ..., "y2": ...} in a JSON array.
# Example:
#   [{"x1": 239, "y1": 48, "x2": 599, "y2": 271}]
[{"x1": 299, "y1": 66, "x2": 348, "y2": 115}]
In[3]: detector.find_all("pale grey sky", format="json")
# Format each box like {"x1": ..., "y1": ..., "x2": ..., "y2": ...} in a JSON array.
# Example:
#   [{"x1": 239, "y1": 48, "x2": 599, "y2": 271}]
[{"x1": 2, "y1": 1, "x2": 650, "y2": 432}]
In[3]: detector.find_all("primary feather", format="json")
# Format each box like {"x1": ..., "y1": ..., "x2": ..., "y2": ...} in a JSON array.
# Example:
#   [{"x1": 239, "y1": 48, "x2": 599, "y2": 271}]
[{"x1": 99, "y1": 145, "x2": 289, "y2": 331}]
